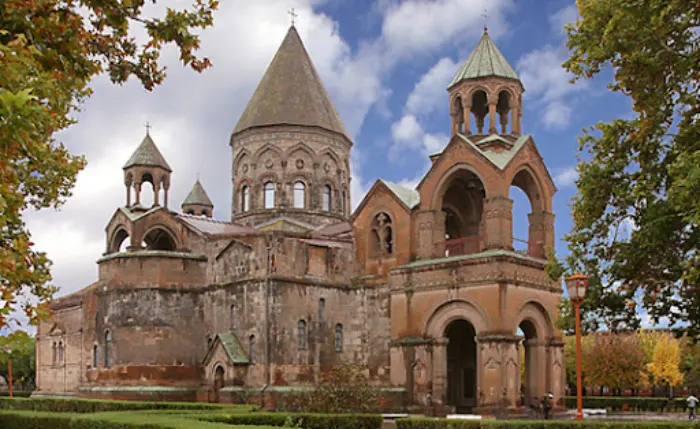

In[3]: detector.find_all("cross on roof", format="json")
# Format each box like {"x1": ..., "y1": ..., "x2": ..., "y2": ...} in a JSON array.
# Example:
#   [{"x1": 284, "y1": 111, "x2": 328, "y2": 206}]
[
  {"x1": 482, "y1": 6, "x2": 489, "y2": 32},
  {"x1": 144, "y1": 121, "x2": 152, "y2": 135},
  {"x1": 288, "y1": 8, "x2": 297, "y2": 26}
]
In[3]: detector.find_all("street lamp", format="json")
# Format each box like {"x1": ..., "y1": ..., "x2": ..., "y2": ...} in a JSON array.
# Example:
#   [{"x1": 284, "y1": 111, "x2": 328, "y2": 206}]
[
  {"x1": 2, "y1": 346, "x2": 11, "y2": 398},
  {"x1": 565, "y1": 273, "x2": 588, "y2": 421}
]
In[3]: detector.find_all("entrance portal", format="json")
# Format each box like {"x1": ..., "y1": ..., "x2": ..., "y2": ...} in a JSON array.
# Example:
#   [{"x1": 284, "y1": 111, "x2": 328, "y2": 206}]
[
  {"x1": 214, "y1": 365, "x2": 225, "y2": 403},
  {"x1": 445, "y1": 319, "x2": 477, "y2": 412},
  {"x1": 519, "y1": 320, "x2": 538, "y2": 407}
]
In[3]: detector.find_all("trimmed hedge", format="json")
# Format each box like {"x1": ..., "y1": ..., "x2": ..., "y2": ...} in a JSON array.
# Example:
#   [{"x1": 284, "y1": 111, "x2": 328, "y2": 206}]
[
  {"x1": 0, "y1": 391, "x2": 33, "y2": 398},
  {"x1": 0, "y1": 410, "x2": 276, "y2": 429},
  {"x1": 200, "y1": 411, "x2": 384, "y2": 429},
  {"x1": 563, "y1": 397, "x2": 688, "y2": 412},
  {"x1": 396, "y1": 419, "x2": 700, "y2": 429},
  {"x1": 0, "y1": 397, "x2": 240, "y2": 413}
]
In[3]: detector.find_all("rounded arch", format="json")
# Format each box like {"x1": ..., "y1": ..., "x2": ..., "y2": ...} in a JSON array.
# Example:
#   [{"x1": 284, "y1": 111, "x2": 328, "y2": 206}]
[
  {"x1": 369, "y1": 210, "x2": 395, "y2": 258},
  {"x1": 430, "y1": 163, "x2": 490, "y2": 211},
  {"x1": 142, "y1": 225, "x2": 180, "y2": 251},
  {"x1": 465, "y1": 85, "x2": 491, "y2": 102},
  {"x1": 513, "y1": 301, "x2": 555, "y2": 340},
  {"x1": 424, "y1": 299, "x2": 490, "y2": 338},
  {"x1": 109, "y1": 226, "x2": 130, "y2": 253},
  {"x1": 494, "y1": 86, "x2": 517, "y2": 104},
  {"x1": 509, "y1": 164, "x2": 548, "y2": 213}
]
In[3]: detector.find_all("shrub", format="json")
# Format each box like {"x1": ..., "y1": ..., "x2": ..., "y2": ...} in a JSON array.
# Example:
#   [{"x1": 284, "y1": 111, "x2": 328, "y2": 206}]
[
  {"x1": 200, "y1": 411, "x2": 383, "y2": 429},
  {"x1": 0, "y1": 397, "x2": 240, "y2": 413},
  {"x1": 563, "y1": 396, "x2": 687, "y2": 412},
  {"x1": 0, "y1": 391, "x2": 33, "y2": 398},
  {"x1": 396, "y1": 419, "x2": 700, "y2": 429},
  {"x1": 300, "y1": 363, "x2": 379, "y2": 413}
]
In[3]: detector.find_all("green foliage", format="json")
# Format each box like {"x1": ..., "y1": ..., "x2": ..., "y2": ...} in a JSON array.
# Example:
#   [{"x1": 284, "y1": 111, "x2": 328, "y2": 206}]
[
  {"x1": 680, "y1": 336, "x2": 700, "y2": 391},
  {"x1": 582, "y1": 334, "x2": 648, "y2": 391},
  {"x1": 0, "y1": 397, "x2": 231, "y2": 413},
  {"x1": 300, "y1": 363, "x2": 380, "y2": 413},
  {"x1": 200, "y1": 412, "x2": 383, "y2": 429},
  {"x1": 0, "y1": 0, "x2": 218, "y2": 329},
  {"x1": 562, "y1": 335, "x2": 594, "y2": 391},
  {"x1": 396, "y1": 418, "x2": 700, "y2": 428},
  {"x1": 562, "y1": 0, "x2": 700, "y2": 335},
  {"x1": 0, "y1": 331, "x2": 35, "y2": 389},
  {"x1": 563, "y1": 396, "x2": 689, "y2": 413}
]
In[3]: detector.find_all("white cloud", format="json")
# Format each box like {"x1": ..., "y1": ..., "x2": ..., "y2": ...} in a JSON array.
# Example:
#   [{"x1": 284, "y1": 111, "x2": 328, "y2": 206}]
[
  {"x1": 549, "y1": 3, "x2": 578, "y2": 34},
  {"x1": 553, "y1": 166, "x2": 578, "y2": 187},
  {"x1": 542, "y1": 100, "x2": 573, "y2": 129},
  {"x1": 406, "y1": 57, "x2": 460, "y2": 116}
]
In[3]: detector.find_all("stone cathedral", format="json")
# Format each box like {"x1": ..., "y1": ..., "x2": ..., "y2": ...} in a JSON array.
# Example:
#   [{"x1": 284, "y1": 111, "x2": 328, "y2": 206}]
[{"x1": 36, "y1": 25, "x2": 564, "y2": 414}]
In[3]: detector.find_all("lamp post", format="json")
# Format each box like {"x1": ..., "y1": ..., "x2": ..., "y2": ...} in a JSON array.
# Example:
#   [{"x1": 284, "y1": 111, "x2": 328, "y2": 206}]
[
  {"x1": 2, "y1": 347, "x2": 11, "y2": 398},
  {"x1": 565, "y1": 273, "x2": 589, "y2": 421}
]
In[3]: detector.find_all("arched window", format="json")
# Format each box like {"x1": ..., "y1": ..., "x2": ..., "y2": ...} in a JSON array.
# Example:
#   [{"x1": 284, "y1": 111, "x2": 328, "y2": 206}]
[
  {"x1": 342, "y1": 190, "x2": 347, "y2": 215},
  {"x1": 241, "y1": 185, "x2": 250, "y2": 212},
  {"x1": 52, "y1": 342, "x2": 57, "y2": 365},
  {"x1": 248, "y1": 335, "x2": 255, "y2": 363},
  {"x1": 371, "y1": 212, "x2": 393, "y2": 257},
  {"x1": 335, "y1": 324, "x2": 343, "y2": 352},
  {"x1": 104, "y1": 331, "x2": 112, "y2": 368},
  {"x1": 93, "y1": 345, "x2": 98, "y2": 368},
  {"x1": 318, "y1": 298, "x2": 325, "y2": 324},
  {"x1": 293, "y1": 181, "x2": 305, "y2": 209},
  {"x1": 230, "y1": 305, "x2": 236, "y2": 332},
  {"x1": 207, "y1": 336, "x2": 213, "y2": 350},
  {"x1": 264, "y1": 182, "x2": 275, "y2": 209},
  {"x1": 322, "y1": 185, "x2": 332, "y2": 212},
  {"x1": 298, "y1": 320, "x2": 307, "y2": 350},
  {"x1": 58, "y1": 341, "x2": 64, "y2": 364}
]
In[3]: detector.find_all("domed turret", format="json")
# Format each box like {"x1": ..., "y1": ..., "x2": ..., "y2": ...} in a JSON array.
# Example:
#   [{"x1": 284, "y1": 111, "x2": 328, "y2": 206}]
[{"x1": 182, "y1": 179, "x2": 214, "y2": 217}]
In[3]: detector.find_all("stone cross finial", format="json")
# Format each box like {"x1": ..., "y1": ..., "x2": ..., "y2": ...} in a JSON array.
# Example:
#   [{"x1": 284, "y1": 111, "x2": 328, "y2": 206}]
[
  {"x1": 144, "y1": 121, "x2": 152, "y2": 135},
  {"x1": 288, "y1": 8, "x2": 297, "y2": 26},
  {"x1": 482, "y1": 6, "x2": 488, "y2": 32}
]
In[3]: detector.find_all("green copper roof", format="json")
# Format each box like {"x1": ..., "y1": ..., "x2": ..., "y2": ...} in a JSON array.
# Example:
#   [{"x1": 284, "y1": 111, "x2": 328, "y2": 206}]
[
  {"x1": 397, "y1": 248, "x2": 546, "y2": 270},
  {"x1": 217, "y1": 332, "x2": 249, "y2": 364},
  {"x1": 456, "y1": 133, "x2": 530, "y2": 170},
  {"x1": 123, "y1": 134, "x2": 172, "y2": 171},
  {"x1": 449, "y1": 29, "x2": 520, "y2": 88},
  {"x1": 380, "y1": 180, "x2": 420, "y2": 209},
  {"x1": 182, "y1": 180, "x2": 213, "y2": 207}
]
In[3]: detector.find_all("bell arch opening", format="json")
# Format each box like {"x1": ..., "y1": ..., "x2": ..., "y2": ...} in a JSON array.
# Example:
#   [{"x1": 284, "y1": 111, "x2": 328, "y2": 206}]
[
  {"x1": 445, "y1": 319, "x2": 477, "y2": 413},
  {"x1": 497, "y1": 91, "x2": 511, "y2": 134},
  {"x1": 511, "y1": 169, "x2": 545, "y2": 258},
  {"x1": 470, "y1": 90, "x2": 488, "y2": 134},
  {"x1": 440, "y1": 170, "x2": 485, "y2": 256},
  {"x1": 110, "y1": 228, "x2": 130, "y2": 253},
  {"x1": 140, "y1": 173, "x2": 155, "y2": 207},
  {"x1": 143, "y1": 227, "x2": 177, "y2": 251}
]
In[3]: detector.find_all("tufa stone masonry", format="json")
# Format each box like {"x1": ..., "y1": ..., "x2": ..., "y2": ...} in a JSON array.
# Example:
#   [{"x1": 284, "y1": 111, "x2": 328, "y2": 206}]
[{"x1": 36, "y1": 26, "x2": 564, "y2": 414}]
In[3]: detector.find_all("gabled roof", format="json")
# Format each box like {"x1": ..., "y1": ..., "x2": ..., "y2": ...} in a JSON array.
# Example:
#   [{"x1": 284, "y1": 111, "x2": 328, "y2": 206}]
[
  {"x1": 178, "y1": 214, "x2": 256, "y2": 236},
  {"x1": 380, "y1": 180, "x2": 420, "y2": 209},
  {"x1": 449, "y1": 29, "x2": 520, "y2": 89},
  {"x1": 254, "y1": 216, "x2": 316, "y2": 233},
  {"x1": 233, "y1": 26, "x2": 349, "y2": 140},
  {"x1": 203, "y1": 333, "x2": 249, "y2": 365},
  {"x1": 182, "y1": 180, "x2": 213, "y2": 208},
  {"x1": 456, "y1": 133, "x2": 529, "y2": 170},
  {"x1": 123, "y1": 134, "x2": 172, "y2": 171}
]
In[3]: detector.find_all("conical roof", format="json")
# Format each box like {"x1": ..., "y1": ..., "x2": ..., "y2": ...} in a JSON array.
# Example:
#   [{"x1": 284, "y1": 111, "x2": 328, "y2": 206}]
[
  {"x1": 233, "y1": 26, "x2": 349, "y2": 139},
  {"x1": 448, "y1": 28, "x2": 520, "y2": 89},
  {"x1": 182, "y1": 180, "x2": 213, "y2": 207},
  {"x1": 123, "y1": 134, "x2": 172, "y2": 171}
]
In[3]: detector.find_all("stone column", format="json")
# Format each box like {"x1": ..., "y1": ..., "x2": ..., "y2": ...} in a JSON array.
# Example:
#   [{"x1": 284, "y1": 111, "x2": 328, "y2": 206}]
[
  {"x1": 415, "y1": 210, "x2": 445, "y2": 259},
  {"x1": 488, "y1": 101, "x2": 498, "y2": 134},
  {"x1": 134, "y1": 183, "x2": 142, "y2": 206},
  {"x1": 527, "y1": 211, "x2": 554, "y2": 259},
  {"x1": 463, "y1": 102, "x2": 472, "y2": 135},
  {"x1": 482, "y1": 197, "x2": 513, "y2": 250},
  {"x1": 545, "y1": 339, "x2": 566, "y2": 407},
  {"x1": 153, "y1": 182, "x2": 160, "y2": 207},
  {"x1": 432, "y1": 338, "x2": 449, "y2": 405},
  {"x1": 163, "y1": 183, "x2": 169, "y2": 209},
  {"x1": 511, "y1": 106, "x2": 521, "y2": 135},
  {"x1": 125, "y1": 184, "x2": 131, "y2": 207}
]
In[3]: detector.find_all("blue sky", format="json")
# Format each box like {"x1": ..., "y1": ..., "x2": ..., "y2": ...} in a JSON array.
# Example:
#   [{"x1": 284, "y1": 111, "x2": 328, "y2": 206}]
[{"x1": 10, "y1": 0, "x2": 645, "y2": 333}]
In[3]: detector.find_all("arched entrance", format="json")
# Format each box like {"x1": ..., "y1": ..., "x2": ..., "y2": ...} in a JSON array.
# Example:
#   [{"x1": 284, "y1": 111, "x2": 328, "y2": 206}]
[
  {"x1": 214, "y1": 365, "x2": 225, "y2": 403},
  {"x1": 445, "y1": 319, "x2": 477, "y2": 412},
  {"x1": 518, "y1": 320, "x2": 538, "y2": 407},
  {"x1": 440, "y1": 169, "x2": 485, "y2": 256}
]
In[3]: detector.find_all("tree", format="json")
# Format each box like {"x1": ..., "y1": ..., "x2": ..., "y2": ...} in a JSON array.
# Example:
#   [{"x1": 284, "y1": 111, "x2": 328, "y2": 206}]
[
  {"x1": 561, "y1": 0, "x2": 700, "y2": 334},
  {"x1": 647, "y1": 333, "x2": 684, "y2": 393},
  {"x1": 563, "y1": 334, "x2": 594, "y2": 393},
  {"x1": 680, "y1": 336, "x2": 700, "y2": 392},
  {"x1": 301, "y1": 364, "x2": 379, "y2": 413},
  {"x1": 582, "y1": 333, "x2": 647, "y2": 393},
  {"x1": 0, "y1": 331, "x2": 36, "y2": 390},
  {"x1": 0, "y1": 0, "x2": 218, "y2": 329}
]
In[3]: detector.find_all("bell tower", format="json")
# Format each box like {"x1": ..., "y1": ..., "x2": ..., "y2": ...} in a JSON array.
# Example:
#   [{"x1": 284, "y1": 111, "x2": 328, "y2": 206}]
[
  {"x1": 123, "y1": 133, "x2": 172, "y2": 211},
  {"x1": 448, "y1": 28, "x2": 524, "y2": 136}
]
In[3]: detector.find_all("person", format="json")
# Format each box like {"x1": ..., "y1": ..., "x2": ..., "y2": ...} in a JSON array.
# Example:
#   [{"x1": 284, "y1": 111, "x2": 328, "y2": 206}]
[
  {"x1": 530, "y1": 397, "x2": 540, "y2": 419},
  {"x1": 688, "y1": 393, "x2": 698, "y2": 421},
  {"x1": 541, "y1": 393, "x2": 552, "y2": 420}
]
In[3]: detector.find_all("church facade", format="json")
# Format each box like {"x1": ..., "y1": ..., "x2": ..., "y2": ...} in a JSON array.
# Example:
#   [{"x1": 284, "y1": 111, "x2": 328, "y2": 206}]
[{"x1": 35, "y1": 25, "x2": 564, "y2": 414}]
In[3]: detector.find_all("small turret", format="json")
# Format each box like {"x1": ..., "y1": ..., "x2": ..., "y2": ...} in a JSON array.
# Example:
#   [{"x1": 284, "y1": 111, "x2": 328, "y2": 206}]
[
  {"x1": 123, "y1": 132, "x2": 172, "y2": 210},
  {"x1": 182, "y1": 179, "x2": 214, "y2": 217}
]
